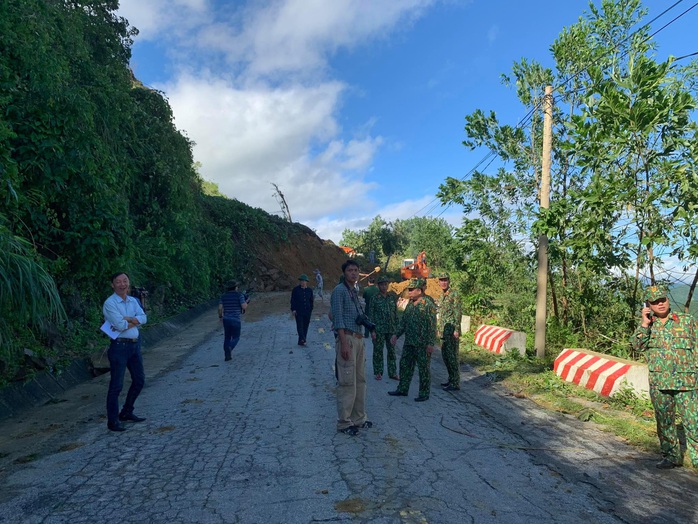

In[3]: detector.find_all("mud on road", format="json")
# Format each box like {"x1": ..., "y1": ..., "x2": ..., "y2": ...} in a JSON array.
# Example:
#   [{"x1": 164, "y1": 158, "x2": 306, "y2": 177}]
[
  {"x1": 0, "y1": 292, "x2": 317, "y2": 474},
  {"x1": 1, "y1": 291, "x2": 697, "y2": 523}
]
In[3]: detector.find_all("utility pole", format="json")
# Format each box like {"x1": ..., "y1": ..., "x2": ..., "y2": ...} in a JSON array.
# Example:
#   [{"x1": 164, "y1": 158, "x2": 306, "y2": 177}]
[{"x1": 535, "y1": 85, "x2": 553, "y2": 359}]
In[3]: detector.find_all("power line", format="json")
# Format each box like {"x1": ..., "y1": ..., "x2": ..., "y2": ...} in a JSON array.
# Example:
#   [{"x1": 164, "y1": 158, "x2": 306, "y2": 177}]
[
  {"x1": 409, "y1": 1, "x2": 696, "y2": 223},
  {"x1": 675, "y1": 50, "x2": 698, "y2": 61}
]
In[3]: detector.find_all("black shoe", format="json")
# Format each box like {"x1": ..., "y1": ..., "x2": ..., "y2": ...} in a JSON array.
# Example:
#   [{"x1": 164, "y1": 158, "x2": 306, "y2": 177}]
[
  {"x1": 119, "y1": 413, "x2": 146, "y2": 423},
  {"x1": 414, "y1": 396, "x2": 429, "y2": 402},
  {"x1": 388, "y1": 390, "x2": 407, "y2": 396},
  {"x1": 656, "y1": 458, "x2": 681, "y2": 469},
  {"x1": 108, "y1": 422, "x2": 127, "y2": 432},
  {"x1": 360, "y1": 421, "x2": 373, "y2": 429},
  {"x1": 338, "y1": 426, "x2": 359, "y2": 436},
  {"x1": 442, "y1": 385, "x2": 460, "y2": 391},
  {"x1": 441, "y1": 381, "x2": 450, "y2": 387},
  {"x1": 224, "y1": 355, "x2": 232, "y2": 361}
]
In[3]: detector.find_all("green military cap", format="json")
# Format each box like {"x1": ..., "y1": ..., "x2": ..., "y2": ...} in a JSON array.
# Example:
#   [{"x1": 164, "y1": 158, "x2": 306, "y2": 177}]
[
  {"x1": 407, "y1": 278, "x2": 426, "y2": 289},
  {"x1": 299, "y1": 274, "x2": 309, "y2": 281},
  {"x1": 377, "y1": 275, "x2": 391, "y2": 284},
  {"x1": 437, "y1": 272, "x2": 450, "y2": 280},
  {"x1": 644, "y1": 284, "x2": 668, "y2": 302}
]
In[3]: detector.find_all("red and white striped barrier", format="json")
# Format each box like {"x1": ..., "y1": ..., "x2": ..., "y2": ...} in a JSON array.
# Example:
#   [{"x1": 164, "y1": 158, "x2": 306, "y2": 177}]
[
  {"x1": 554, "y1": 348, "x2": 649, "y2": 397},
  {"x1": 474, "y1": 325, "x2": 526, "y2": 356}
]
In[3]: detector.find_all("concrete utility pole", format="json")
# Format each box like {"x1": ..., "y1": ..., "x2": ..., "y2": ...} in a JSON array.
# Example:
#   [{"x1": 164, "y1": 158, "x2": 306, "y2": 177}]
[{"x1": 535, "y1": 85, "x2": 553, "y2": 359}]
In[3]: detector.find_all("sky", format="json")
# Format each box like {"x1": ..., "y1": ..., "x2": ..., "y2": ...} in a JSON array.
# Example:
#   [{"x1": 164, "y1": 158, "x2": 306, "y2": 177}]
[{"x1": 117, "y1": 0, "x2": 697, "y2": 244}]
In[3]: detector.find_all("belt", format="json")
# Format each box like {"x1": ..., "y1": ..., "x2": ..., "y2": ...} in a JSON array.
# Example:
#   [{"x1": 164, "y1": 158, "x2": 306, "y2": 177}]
[
  {"x1": 113, "y1": 338, "x2": 138, "y2": 344},
  {"x1": 345, "y1": 330, "x2": 364, "y2": 339}
]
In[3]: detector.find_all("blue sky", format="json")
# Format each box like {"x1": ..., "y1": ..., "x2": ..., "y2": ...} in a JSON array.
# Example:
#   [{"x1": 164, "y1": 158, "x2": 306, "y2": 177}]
[{"x1": 118, "y1": 0, "x2": 697, "y2": 243}]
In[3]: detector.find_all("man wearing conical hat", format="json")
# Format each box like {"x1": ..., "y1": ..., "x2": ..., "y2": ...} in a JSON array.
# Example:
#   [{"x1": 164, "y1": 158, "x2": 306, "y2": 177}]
[{"x1": 632, "y1": 284, "x2": 698, "y2": 469}]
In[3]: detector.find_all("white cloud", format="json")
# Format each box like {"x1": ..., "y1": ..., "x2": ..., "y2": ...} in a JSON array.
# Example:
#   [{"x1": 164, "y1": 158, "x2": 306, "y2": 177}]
[
  {"x1": 118, "y1": 0, "x2": 209, "y2": 40},
  {"x1": 162, "y1": 74, "x2": 381, "y2": 221},
  {"x1": 118, "y1": 0, "x2": 442, "y2": 239},
  {"x1": 307, "y1": 196, "x2": 463, "y2": 244}
]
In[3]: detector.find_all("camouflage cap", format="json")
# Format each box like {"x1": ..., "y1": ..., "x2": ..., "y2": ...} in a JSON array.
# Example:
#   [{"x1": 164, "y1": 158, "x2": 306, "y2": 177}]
[
  {"x1": 298, "y1": 274, "x2": 309, "y2": 281},
  {"x1": 644, "y1": 284, "x2": 668, "y2": 302},
  {"x1": 437, "y1": 272, "x2": 450, "y2": 280},
  {"x1": 407, "y1": 278, "x2": 426, "y2": 289},
  {"x1": 377, "y1": 275, "x2": 391, "y2": 284}
]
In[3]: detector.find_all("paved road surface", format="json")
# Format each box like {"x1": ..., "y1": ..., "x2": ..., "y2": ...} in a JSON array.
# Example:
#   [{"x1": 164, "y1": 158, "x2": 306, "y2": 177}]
[{"x1": 1, "y1": 292, "x2": 697, "y2": 523}]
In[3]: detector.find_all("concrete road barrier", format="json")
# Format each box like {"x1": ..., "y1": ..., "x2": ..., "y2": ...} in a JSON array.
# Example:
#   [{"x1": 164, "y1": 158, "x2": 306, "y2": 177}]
[
  {"x1": 554, "y1": 348, "x2": 649, "y2": 398},
  {"x1": 474, "y1": 325, "x2": 526, "y2": 356}
]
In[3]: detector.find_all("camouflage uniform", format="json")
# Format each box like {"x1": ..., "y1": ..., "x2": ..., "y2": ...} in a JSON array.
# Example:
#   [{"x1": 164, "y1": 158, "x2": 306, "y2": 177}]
[
  {"x1": 437, "y1": 274, "x2": 462, "y2": 389},
  {"x1": 394, "y1": 279, "x2": 437, "y2": 398},
  {"x1": 368, "y1": 282, "x2": 398, "y2": 378},
  {"x1": 631, "y1": 285, "x2": 698, "y2": 466}
]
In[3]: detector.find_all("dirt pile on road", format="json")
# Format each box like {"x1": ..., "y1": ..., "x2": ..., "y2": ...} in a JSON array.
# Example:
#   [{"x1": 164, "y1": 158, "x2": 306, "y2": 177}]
[
  {"x1": 245, "y1": 223, "x2": 349, "y2": 292},
  {"x1": 389, "y1": 278, "x2": 442, "y2": 301}
]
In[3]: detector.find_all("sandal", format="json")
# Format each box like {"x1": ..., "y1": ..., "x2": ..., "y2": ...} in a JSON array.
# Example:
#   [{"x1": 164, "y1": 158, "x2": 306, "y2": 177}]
[
  {"x1": 338, "y1": 426, "x2": 359, "y2": 436},
  {"x1": 360, "y1": 421, "x2": 373, "y2": 429},
  {"x1": 374, "y1": 374, "x2": 382, "y2": 380}
]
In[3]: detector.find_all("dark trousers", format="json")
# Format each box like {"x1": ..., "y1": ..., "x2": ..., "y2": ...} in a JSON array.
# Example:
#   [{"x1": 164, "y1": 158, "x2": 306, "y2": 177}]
[
  {"x1": 107, "y1": 339, "x2": 145, "y2": 425},
  {"x1": 295, "y1": 312, "x2": 311, "y2": 343},
  {"x1": 223, "y1": 318, "x2": 242, "y2": 357}
]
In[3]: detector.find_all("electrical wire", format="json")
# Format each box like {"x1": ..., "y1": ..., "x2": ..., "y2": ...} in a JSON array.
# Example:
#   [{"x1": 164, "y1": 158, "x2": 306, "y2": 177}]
[{"x1": 408, "y1": 1, "x2": 697, "y2": 222}]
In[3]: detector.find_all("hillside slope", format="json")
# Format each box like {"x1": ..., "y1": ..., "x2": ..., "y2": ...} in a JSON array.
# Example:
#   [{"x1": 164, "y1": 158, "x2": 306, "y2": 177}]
[{"x1": 246, "y1": 223, "x2": 349, "y2": 292}]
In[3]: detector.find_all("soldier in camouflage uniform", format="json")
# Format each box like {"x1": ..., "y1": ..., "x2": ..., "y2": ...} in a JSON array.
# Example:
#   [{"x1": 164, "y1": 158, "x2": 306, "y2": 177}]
[
  {"x1": 632, "y1": 284, "x2": 698, "y2": 469},
  {"x1": 388, "y1": 278, "x2": 437, "y2": 402},
  {"x1": 436, "y1": 272, "x2": 462, "y2": 391},
  {"x1": 368, "y1": 275, "x2": 399, "y2": 380}
]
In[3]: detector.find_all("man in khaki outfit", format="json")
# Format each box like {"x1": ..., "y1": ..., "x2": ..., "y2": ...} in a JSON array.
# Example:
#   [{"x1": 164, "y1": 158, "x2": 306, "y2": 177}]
[{"x1": 330, "y1": 259, "x2": 372, "y2": 436}]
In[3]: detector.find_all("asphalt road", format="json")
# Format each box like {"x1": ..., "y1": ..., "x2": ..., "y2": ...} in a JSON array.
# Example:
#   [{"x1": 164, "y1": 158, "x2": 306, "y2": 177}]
[{"x1": 1, "y1": 292, "x2": 697, "y2": 523}]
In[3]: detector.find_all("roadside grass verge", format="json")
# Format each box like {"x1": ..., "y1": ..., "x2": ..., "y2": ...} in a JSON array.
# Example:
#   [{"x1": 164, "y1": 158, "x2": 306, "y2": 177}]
[{"x1": 458, "y1": 341, "x2": 663, "y2": 458}]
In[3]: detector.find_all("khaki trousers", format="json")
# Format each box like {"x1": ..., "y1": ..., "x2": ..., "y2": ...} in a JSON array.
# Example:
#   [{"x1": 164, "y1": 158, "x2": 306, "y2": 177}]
[{"x1": 336, "y1": 335, "x2": 367, "y2": 430}]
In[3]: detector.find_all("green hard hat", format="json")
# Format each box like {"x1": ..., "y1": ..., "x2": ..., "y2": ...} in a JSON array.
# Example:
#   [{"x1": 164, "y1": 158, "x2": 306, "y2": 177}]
[
  {"x1": 437, "y1": 272, "x2": 450, "y2": 280},
  {"x1": 407, "y1": 278, "x2": 426, "y2": 289},
  {"x1": 644, "y1": 284, "x2": 668, "y2": 302},
  {"x1": 299, "y1": 274, "x2": 309, "y2": 281},
  {"x1": 377, "y1": 276, "x2": 391, "y2": 284}
]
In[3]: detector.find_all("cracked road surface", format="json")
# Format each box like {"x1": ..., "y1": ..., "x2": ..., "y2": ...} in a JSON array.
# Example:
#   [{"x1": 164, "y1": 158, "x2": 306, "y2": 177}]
[{"x1": 1, "y1": 292, "x2": 697, "y2": 523}]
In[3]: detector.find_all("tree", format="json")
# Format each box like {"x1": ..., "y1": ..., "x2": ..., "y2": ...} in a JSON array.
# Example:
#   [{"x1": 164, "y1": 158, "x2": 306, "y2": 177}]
[
  {"x1": 0, "y1": 217, "x2": 66, "y2": 374},
  {"x1": 393, "y1": 216, "x2": 453, "y2": 271},
  {"x1": 438, "y1": 0, "x2": 698, "y2": 354}
]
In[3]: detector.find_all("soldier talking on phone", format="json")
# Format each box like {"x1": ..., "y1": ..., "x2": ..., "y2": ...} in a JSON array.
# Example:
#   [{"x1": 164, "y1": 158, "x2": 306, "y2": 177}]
[{"x1": 632, "y1": 284, "x2": 698, "y2": 469}]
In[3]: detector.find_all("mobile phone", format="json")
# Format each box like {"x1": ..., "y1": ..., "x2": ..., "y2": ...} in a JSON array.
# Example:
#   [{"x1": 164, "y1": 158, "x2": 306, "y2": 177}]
[{"x1": 643, "y1": 301, "x2": 653, "y2": 321}]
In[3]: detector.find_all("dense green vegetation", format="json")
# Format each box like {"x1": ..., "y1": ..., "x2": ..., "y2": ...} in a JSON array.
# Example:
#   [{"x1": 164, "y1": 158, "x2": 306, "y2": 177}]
[
  {"x1": 2, "y1": 0, "x2": 697, "y2": 386},
  {"x1": 341, "y1": 0, "x2": 698, "y2": 360},
  {"x1": 0, "y1": 0, "x2": 289, "y2": 383}
]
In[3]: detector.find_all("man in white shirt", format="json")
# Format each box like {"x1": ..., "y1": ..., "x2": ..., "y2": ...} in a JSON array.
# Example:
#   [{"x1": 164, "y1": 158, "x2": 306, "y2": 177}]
[{"x1": 102, "y1": 272, "x2": 148, "y2": 432}]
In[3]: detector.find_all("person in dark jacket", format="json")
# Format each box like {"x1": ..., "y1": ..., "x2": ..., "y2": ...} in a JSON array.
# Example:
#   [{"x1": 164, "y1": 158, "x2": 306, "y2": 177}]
[{"x1": 291, "y1": 274, "x2": 314, "y2": 346}]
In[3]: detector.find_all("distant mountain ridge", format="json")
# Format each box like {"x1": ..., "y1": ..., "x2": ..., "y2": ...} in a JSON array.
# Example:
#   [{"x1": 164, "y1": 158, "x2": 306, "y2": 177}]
[{"x1": 668, "y1": 283, "x2": 698, "y2": 315}]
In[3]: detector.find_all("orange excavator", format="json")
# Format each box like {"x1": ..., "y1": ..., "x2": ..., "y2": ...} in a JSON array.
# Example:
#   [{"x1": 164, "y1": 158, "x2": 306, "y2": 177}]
[{"x1": 400, "y1": 251, "x2": 430, "y2": 280}]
